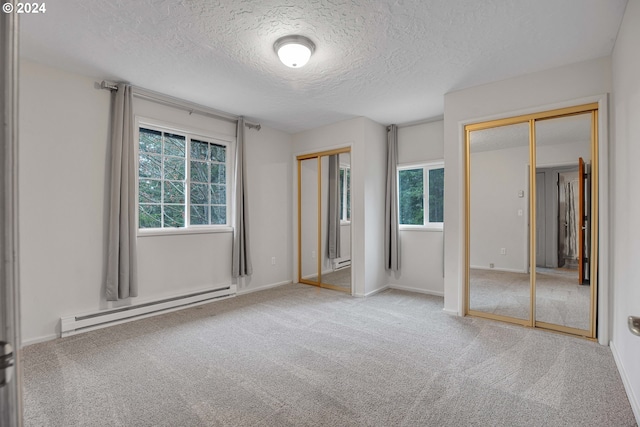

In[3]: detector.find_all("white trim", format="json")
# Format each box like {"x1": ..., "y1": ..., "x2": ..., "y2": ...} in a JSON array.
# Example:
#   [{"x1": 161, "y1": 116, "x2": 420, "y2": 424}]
[
  {"x1": 236, "y1": 280, "x2": 292, "y2": 296},
  {"x1": 22, "y1": 334, "x2": 58, "y2": 347},
  {"x1": 363, "y1": 285, "x2": 389, "y2": 297},
  {"x1": 388, "y1": 284, "x2": 444, "y2": 297},
  {"x1": 597, "y1": 95, "x2": 609, "y2": 345},
  {"x1": 610, "y1": 340, "x2": 640, "y2": 424},
  {"x1": 136, "y1": 116, "x2": 236, "y2": 145},
  {"x1": 399, "y1": 224, "x2": 443, "y2": 231},
  {"x1": 138, "y1": 226, "x2": 232, "y2": 237},
  {"x1": 443, "y1": 308, "x2": 459, "y2": 316},
  {"x1": 397, "y1": 159, "x2": 444, "y2": 169},
  {"x1": 470, "y1": 265, "x2": 528, "y2": 274}
]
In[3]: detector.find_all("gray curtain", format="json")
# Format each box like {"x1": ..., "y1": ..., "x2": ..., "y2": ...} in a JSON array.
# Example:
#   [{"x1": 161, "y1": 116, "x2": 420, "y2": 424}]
[
  {"x1": 564, "y1": 180, "x2": 578, "y2": 259},
  {"x1": 106, "y1": 83, "x2": 138, "y2": 300},
  {"x1": 232, "y1": 117, "x2": 253, "y2": 277},
  {"x1": 384, "y1": 124, "x2": 400, "y2": 271},
  {"x1": 327, "y1": 154, "x2": 341, "y2": 260}
]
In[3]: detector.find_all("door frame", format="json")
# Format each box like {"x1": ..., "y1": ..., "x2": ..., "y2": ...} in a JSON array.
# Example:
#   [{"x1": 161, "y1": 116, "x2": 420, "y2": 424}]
[{"x1": 1, "y1": 2, "x2": 23, "y2": 425}]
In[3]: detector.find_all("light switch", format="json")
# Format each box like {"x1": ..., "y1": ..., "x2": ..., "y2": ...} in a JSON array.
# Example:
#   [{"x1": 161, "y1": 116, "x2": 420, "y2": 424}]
[{"x1": 518, "y1": 209, "x2": 523, "y2": 216}]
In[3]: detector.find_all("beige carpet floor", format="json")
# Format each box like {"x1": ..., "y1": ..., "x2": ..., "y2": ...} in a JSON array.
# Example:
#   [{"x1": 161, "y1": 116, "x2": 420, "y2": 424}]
[{"x1": 22, "y1": 284, "x2": 636, "y2": 426}]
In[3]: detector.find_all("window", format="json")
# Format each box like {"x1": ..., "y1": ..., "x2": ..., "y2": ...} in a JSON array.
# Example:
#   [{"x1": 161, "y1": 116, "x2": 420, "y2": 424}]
[
  {"x1": 339, "y1": 165, "x2": 351, "y2": 222},
  {"x1": 137, "y1": 124, "x2": 231, "y2": 231},
  {"x1": 398, "y1": 162, "x2": 444, "y2": 228}
]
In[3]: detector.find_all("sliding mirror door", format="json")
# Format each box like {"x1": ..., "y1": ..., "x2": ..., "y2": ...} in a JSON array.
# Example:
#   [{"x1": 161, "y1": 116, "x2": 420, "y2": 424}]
[
  {"x1": 467, "y1": 122, "x2": 532, "y2": 324},
  {"x1": 299, "y1": 157, "x2": 320, "y2": 285},
  {"x1": 534, "y1": 112, "x2": 596, "y2": 336},
  {"x1": 465, "y1": 104, "x2": 599, "y2": 338},
  {"x1": 298, "y1": 149, "x2": 351, "y2": 293}
]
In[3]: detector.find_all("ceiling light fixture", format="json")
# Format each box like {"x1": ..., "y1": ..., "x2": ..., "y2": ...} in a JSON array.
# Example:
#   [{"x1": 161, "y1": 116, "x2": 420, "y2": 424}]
[{"x1": 274, "y1": 35, "x2": 315, "y2": 68}]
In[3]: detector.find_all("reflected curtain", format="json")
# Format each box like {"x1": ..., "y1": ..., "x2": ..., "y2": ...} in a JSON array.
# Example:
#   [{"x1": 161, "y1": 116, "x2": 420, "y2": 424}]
[
  {"x1": 564, "y1": 180, "x2": 578, "y2": 259},
  {"x1": 106, "y1": 83, "x2": 138, "y2": 300},
  {"x1": 327, "y1": 154, "x2": 341, "y2": 260},
  {"x1": 232, "y1": 117, "x2": 253, "y2": 277},
  {"x1": 385, "y1": 124, "x2": 400, "y2": 271}
]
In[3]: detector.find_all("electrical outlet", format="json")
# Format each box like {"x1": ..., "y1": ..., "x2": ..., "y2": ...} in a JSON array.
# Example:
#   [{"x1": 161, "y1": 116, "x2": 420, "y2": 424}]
[
  {"x1": 490, "y1": 263, "x2": 495, "y2": 268},
  {"x1": 500, "y1": 248, "x2": 506, "y2": 255},
  {"x1": 312, "y1": 251, "x2": 316, "y2": 259},
  {"x1": 271, "y1": 257, "x2": 276, "y2": 265}
]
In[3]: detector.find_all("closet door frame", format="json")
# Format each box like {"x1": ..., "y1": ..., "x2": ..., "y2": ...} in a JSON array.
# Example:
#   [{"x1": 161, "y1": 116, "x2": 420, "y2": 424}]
[
  {"x1": 464, "y1": 102, "x2": 599, "y2": 339},
  {"x1": 297, "y1": 147, "x2": 351, "y2": 293}
]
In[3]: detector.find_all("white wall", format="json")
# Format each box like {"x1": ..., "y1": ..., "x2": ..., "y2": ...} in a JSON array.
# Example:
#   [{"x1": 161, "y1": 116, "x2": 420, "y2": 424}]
[
  {"x1": 443, "y1": 56, "x2": 612, "y2": 316},
  {"x1": 19, "y1": 60, "x2": 293, "y2": 344},
  {"x1": 469, "y1": 145, "x2": 529, "y2": 272},
  {"x1": 362, "y1": 118, "x2": 387, "y2": 296},
  {"x1": 611, "y1": 0, "x2": 640, "y2": 420},
  {"x1": 389, "y1": 120, "x2": 445, "y2": 295}
]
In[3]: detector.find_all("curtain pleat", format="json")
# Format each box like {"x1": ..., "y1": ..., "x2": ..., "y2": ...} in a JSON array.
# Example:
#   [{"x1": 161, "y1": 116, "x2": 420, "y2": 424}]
[
  {"x1": 327, "y1": 154, "x2": 341, "y2": 260},
  {"x1": 232, "y1": 117, "x2": 253, "y2": 277},
  {"x1": 106, "y1": 84, "x2": 138, "y2": 300},
  {"x1": 385, "y1": 124, "x2": 400, "y2": 271}
]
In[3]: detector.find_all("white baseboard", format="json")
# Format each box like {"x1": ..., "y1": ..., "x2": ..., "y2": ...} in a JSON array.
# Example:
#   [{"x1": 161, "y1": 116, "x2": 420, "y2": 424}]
[
  {"x1": 236, "y1": 280, "x2": 292, "y2": 296},
  {"x1": 364, "y1": 285, "x2": 390, "y2": 297},
  {"x1": 388, "y1": 284, "x2": 444, "y2": 297},
  {"x1": 22, "y1": 333, "x2": 58, "y2": 347},
  {"x1": 610, "y1": 340, "x2": 640, "y2": 424},
  {"x1": 442, "y1": 308, "x2": 459, "y2": 316},
  {"x1": 470, "y1": 265, "x2": 528, "y2": 274}
]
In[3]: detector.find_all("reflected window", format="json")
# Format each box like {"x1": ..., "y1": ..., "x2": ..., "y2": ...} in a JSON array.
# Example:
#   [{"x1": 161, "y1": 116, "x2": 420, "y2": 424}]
[{"x1": 339, "y1": 166, "x2": 351, "y2": 222}]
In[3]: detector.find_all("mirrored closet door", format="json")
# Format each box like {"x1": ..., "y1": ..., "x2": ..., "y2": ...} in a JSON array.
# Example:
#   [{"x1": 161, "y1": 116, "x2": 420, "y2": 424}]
[
  {"x1": 297, "y1": 148, "x2": 352, "y2": 293},
  {"x1": 465, "y1": 104, "x2": 599, "y2": 338}
]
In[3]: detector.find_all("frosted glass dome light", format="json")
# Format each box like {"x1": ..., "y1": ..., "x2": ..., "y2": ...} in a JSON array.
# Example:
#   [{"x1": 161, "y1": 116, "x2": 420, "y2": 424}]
[{"x1": 274, "y1": 35, "x2": 315, "y2": 68}]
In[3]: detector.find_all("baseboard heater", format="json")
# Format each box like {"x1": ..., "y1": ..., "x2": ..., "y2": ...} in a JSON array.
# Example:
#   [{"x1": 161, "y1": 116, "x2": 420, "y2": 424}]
[
  {"x1": 60, "y1": 285, "x2": 236, "y2": 337},
  {"x1": 333, "y1": 258, "x2": 351, "y2": 271}
]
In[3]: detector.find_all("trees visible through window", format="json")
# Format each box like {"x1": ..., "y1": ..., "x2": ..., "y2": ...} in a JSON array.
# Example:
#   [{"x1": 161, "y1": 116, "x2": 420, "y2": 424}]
[
  {"x1": 398, "y1": 162, "x2": 444, "y2": 228},
  {"x1": 138, "y1": 126, "x2": 230, "y2": 230}
]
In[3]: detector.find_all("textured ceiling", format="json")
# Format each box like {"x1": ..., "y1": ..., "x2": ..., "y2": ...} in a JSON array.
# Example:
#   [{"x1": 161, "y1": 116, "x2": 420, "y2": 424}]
[{"x1": 20, "y1": 0, "x2": 627, "y2": 133}]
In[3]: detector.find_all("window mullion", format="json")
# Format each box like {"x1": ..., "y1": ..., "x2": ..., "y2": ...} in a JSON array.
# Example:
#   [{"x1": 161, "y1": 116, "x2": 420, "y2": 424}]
[
  {"x1": 185, "y1": 136, "x2": 191, "y2": 228},
  {"x1": 423, "y1": 166, "x2": 429, "y2": 226},
  {"x1": 160, "y1": 132, "x2": 165, "y2": 228}
]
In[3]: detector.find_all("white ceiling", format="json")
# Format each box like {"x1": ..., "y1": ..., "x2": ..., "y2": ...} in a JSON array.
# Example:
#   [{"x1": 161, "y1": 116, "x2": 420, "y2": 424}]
[{"x1": 19, "y1": 0, "x2": 627, "y2": 133}]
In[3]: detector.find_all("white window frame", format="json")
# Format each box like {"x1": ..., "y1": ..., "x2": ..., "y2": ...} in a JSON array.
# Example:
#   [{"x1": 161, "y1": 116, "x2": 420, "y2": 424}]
[
  {"x1": 135, "y1": 117, "x2": 235, "y2": 236},
  {"x1": 339, "y1": 164, "x2": 351, "y2": 224},
  {"x1": 397, "y1": 160, "x2": 444, "y2": 231}
]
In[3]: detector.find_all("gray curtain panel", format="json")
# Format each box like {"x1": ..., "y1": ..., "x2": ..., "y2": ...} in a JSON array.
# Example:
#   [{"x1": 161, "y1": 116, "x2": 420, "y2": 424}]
[
  {"x1": 327, "y1": 154, "x2": 341, "y2": 260},
  {"x1": 385, "y1": 124, "x2": 400, "y2": 271},
  {"x1": 106, "y1": 83, "x2": 138, "y2": 300},
  {"x1": 232, "y1": 117, "x2": 253, "y2": 277}
]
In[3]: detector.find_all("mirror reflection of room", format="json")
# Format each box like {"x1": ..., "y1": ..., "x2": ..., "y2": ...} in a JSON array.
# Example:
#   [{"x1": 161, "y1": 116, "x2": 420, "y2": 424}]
[
  {"x1": 321, "y1": 152, "x2": 351, "y2": 291},
  {"x1": 534, "y1": 113, "x2": 592, "y2": 331},
  {"x1": 298, "y1": 150, "x2": 351, "y2": 293},
  {"x1": 468, "y1": 122, "x2": 531, "y2": 321},
  {"x1": 467, "y1": 109, "x2": 596, "y2": 336}
]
